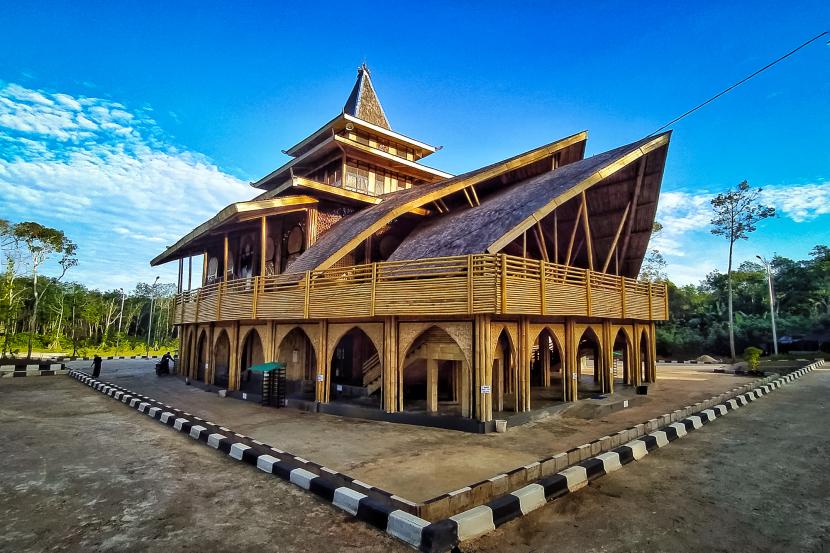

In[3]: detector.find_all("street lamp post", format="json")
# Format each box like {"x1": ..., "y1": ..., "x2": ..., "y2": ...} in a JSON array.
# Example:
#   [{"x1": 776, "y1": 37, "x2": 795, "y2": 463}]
[
  {"x1": 146, "y1": 276, "x2": 160, "y2": 356},
  {"x1": 115, "y1": 288, "x2": 126, "y2": 357},
  {"x1": 756, "y1": 255, "x2": 779, "y2": 355}
]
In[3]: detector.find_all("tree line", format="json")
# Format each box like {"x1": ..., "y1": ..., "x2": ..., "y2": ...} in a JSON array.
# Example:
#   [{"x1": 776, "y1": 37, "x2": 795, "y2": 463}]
[{"x1": 1, "y1": 219, "x2": 177, "y2": 358}]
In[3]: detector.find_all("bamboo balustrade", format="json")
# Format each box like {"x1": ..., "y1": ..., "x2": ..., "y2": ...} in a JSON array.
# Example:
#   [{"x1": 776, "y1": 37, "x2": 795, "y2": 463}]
[{"x1": 172, "y1": 254, "x2": 668, "y2": 324}]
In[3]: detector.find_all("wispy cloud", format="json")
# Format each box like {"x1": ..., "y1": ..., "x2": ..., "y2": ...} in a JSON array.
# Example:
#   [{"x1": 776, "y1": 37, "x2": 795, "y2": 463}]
[{"x1": 0, "y1": 81, "x2": 254, "y2": 290}]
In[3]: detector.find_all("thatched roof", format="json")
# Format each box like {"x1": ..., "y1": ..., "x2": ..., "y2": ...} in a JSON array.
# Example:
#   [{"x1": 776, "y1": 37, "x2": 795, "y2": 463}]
[
  {"x1": 388, "y1": 133, "x2": 670, "y2": 275},
  {"x1": 388, "y1": 133, "x2": 671, "y2": 278},
  {"x1": 344, "y1": 64, "x2": 390, "y2": 130},
  {"x1": 284, "y1": 131, "x2": 588, "y2": 273}
]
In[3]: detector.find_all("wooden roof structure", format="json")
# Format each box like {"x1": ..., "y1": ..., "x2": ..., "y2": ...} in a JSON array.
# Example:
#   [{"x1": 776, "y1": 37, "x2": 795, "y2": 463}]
[{"x1": 387, "y1": 133, "x2": 670, "y2": 278}]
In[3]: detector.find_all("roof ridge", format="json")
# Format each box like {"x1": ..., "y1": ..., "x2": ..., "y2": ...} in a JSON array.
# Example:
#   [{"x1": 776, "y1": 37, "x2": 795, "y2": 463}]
[{"x1": 343, "y1": 63, "x2": 391, "y2": 130}]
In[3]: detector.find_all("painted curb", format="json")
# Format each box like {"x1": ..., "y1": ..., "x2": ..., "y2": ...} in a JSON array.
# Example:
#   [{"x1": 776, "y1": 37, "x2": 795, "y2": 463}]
[
  {"x1": 0, "y1": 363, "x2": 66, "y2": 378},
  {"x1": 66, "y1": 370, "x2": 439, "y2": 553},
  {"x1": 66, "y1": 360, "x2": 822, "y2": 552},
  {"x1": 438, "y1": 360, "x2": 824, "y2": 548}
]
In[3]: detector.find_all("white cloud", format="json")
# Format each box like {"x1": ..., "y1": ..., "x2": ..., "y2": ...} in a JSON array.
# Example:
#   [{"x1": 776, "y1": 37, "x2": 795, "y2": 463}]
[
  {"x1": 652, "y1": 190, "x2": 712, "y2": 256},
  {"x1": 0, "y1": 82, "x2": 254, "y2": 290},
  {"x1": 762, "y1": 182, "x2": 830, "y2": 223}
]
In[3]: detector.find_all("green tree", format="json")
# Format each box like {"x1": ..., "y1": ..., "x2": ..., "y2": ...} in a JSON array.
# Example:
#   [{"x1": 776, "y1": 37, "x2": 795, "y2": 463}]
[
  {"x1": 710, "y1": 181, "x2": 775, "y2": 361},
  {"x1": 9, "y1": 222, "x2": 78, "y2": 358}
]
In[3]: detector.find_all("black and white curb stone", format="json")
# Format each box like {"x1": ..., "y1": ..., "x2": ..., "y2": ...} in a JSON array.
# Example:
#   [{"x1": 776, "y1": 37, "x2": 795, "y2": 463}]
[
  {"x1": 68, "y1": 361, "x2": 822, "y2": 552},
  {"x1": 67, "y1": 370, "x2": 450, "y2": 553},
  {"x1": 0, "y1": 363, "x2": 66, "y2": 378},
  {"x1": 440, "y1": 361, "x2": 824, "y2": 546}
]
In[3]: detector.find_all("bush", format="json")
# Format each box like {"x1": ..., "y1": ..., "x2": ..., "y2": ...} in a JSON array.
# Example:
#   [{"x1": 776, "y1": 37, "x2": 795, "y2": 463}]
[{"x1": 743, "y1": 346, "x2": 763, "y2": 371}]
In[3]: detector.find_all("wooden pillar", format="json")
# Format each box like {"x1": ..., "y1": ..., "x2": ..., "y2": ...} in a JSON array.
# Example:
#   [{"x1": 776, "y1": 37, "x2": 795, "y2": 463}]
[
  {"x1": 227, "y1": 323, "x2": 240, "y2": 391},
  {"x1": 315, "y1": 321, "x2": 329, "y2": 403},
  {"x1": 188, "y1": 255, "x2": 193, "y2": 291},
  {"x1": 564, "y1": 318, "x2": 577, "y2": 402},
  {"x1": 260, "y1": 216, "x2": 267, "y2": 277},
  {"x1": 223, "y1": 234, "x2": 229, "y2": 281},
  {"x1": 201, "y1": 251, "x2": 207, "y2": 286},
  {"x1": 542, "y1": 334, "x2": 551, "y2": 388},
  {"x1": 517, "y1": 317, "x2": 532, "y2": 412},
  {"x1": 177, "y1": 259, "x2": 183, "y2": 293},
  {"x1": 474, "y1": 315, "x2": 493, "y2": 422},
  {"x1": 461, "y1": 360, "x2": 471, "y2": 418},
  {"x1": 649, "y1": 322, "x2": 657, "y2": 383},
  {"x1": 383, "y1": 316, "x2": 398, "y2": 413},
  {"x1": 207, "y1": 325, "x2": 215, "y2": 384},
  {"x1": 602, "y1": 320, "x2": 613, "y2": 394},
  {"x1": 426, "y1": 357, "x2": 438, "y2": 413},
  {"x1": 633, "y1": 322, "x2": 642, "y2": 386}
]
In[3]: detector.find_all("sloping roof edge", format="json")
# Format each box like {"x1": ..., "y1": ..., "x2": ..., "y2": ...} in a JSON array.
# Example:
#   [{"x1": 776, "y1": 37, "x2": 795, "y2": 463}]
[
  {"x1": 150, "y1": 196, "x2": 318, "y2": 266},
  {"x1": 487, "y1": 132, "x2": 671, "y2": 253}
]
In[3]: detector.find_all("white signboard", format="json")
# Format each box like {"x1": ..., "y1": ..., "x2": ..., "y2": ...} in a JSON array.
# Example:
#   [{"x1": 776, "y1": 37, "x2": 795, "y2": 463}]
[
  {"x1": 336, "y1": 384, "x2": 343, "y2": 392},
  {"x1": 480, "y1": 385, "x2": 491, "y2": 394},
  {"x1": 316, "y1": 374, "x2": 324, "y2": 382}
]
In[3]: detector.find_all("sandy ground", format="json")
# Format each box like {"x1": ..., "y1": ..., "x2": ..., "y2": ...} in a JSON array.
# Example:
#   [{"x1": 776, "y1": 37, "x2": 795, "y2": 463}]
[
  {"x1": 466, "y1": 368, "x2": 830, "y2": 553},
  {"x1": 60, "y1": 359, "x2": 755, "y2": 501},
  {"x1": 1, "y1": 368, "x2": 827, "y2": 552},
  {"x1": 0, "y1": 377, "x2": 408, "y2": 553}
]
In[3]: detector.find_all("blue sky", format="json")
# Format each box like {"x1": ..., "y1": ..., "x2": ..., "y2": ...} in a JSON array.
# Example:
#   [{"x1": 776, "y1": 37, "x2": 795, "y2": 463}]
[{"x1": 0, "y1": 2, "x2": 828, "y2": 290}]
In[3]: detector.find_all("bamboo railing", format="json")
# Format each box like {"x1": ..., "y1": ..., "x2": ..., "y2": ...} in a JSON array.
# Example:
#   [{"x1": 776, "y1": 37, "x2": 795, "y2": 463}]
[{"x1": 173, "y1": 254, "x2": 668, "y2": 324}]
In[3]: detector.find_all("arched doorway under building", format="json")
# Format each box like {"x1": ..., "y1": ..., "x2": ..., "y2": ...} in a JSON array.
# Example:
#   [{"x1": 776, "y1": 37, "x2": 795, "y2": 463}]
[
  {"x1": 402, "y1": 326, "x2": 470, "y2": 417},
  {"x1": 276, "y1": 327, "x2": 317, "y2": 400},
  {"x1": 329, "y1": 327, "x2": 381, "y2": 408},
  {"x1": 576, "y1": 327, "x2": 604, "y2": 399},
  {"x1": 196, "y1": 330, "x2": 208, "y2": 382},
  {"x1": 612, "y1": 328, "x2": 633, "y2": 388},
  {"x1": 529, "y1": 328, "x2": 564, "y2": 409},
  {"x1": 493, "y1": 329, "x2": 517, "y2": 414},
  {"x1": 239, "y1": 329, "x2": 265, "y2": 395},
  {"x1": 213, "y1": 330, "x2": 230, "y2": 388}
]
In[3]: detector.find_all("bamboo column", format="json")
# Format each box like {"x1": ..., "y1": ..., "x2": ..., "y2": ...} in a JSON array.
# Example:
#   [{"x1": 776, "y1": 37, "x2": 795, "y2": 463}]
[
  {"x1": 564, "y1": 318, "x2": 577, "y2": 402},
  {"x1": 316, "y1": 321, "x2": 329, "y2": 403},
  {"x1": 602, "y1": 320, "x2": 614, "y2": 394},
  {"x1": 542, "y1": 333, "x2": 551, "y2": 388},
  {"x1": 229, "y1": 323, "x2": 240, "y2": 391},
  {"x1": 382, "y1": 316, "x2": 398, "y2": 413},
  {"x1": 517, "y1": 317, "x2": 532, "y2": 412},
  {"x1": 633, "y1": 322, "x2": 642, "y2": 386},
  {"x1": 474, "y1": 315, "x2": 493, "y2": 421},
  {"x1": 649, "y1": 322, "x2": 658, "y2": 382},
  {"x1": 426, "y1": 358, "x2": 438, "y2": 413}
]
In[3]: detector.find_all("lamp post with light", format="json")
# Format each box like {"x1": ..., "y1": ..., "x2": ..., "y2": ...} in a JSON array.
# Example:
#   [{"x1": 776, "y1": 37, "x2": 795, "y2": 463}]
[{"x1": 756, "y1": 255, "x2": 779, "y2": 355}]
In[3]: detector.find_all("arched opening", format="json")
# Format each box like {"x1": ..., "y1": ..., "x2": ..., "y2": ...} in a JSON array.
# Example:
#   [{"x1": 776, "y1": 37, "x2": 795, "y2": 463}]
[
  {"x1": 530, "y1": 328, "x2": 564, "y2": 408},
  {"x1": 196, "y1": 331, "x2": 208, "y2": 382},
  {"x1": 276, "y1": 327, "x2": 317, "y2": 400},
  {"x1": 239, "y1": 329, "x2": 265, "y2": 395},
  {"x1": 639, "y1": 330, "x2": 652, "y2": 383},
  {"x1": 493, "y1": 329, "x2": 517, "y2": 414},
  {"x1": 402, "y1": 326, "x2": 470, "y2": 417},
  {"x1": 329, "y1": 327, "x2": 381, "y2": 408},
  {"x1": 612, "y1": 328, "x2": 633, "y2": 388},
  {"x1": 213, "y1": 330, "x2": 230, "y2": 388},
  {"x1": 576, "y1": 327, "x2": 603, "y2": 399}
]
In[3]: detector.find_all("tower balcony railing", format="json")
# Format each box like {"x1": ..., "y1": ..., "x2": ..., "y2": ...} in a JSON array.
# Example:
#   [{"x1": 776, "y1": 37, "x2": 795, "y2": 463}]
[{"x1": 172, "y1": 253, "x2": 668, "y2": 325}]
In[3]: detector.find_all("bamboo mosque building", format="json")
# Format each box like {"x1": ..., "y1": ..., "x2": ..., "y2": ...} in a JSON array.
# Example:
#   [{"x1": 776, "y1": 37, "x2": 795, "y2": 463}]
[{"x1": 155, "y1": 65, "x2": 670, "y2": 431}]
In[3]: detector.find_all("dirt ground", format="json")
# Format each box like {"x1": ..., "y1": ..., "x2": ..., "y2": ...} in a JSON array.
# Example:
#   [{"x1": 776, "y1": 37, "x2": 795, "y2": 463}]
[
  {"x1": 59, "y1": 360, "x2": 755, "y2": 502},
  {"x1": 1, "y1": 369, "x2": 827, "y2": 552},
  {"x1": 0, "y1": 377, "x2": 409, "y2": 553},
  {"x1": 466, "y1": 368, "x2": 830, "y2": 553}
]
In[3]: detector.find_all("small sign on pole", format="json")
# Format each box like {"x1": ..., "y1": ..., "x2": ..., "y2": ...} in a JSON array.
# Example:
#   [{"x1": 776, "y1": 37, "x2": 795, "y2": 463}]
[
  {"x1": 316, "y1": 374, "x2": 324, "y2": 382},
  {"x1": 480, "y1": 385, "x2": 491, "y2": 394}
]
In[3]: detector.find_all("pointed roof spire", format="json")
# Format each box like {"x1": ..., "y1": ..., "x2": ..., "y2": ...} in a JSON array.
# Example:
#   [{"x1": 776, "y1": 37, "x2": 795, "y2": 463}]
[{"x1": 343, "y1": 63, "x2": 391, "y2": 130}]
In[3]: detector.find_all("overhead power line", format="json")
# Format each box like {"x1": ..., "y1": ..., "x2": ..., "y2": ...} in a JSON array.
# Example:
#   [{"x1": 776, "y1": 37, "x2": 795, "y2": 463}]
[{"x1": 649, "y1": 30, "x2": 828, "y2": 136}]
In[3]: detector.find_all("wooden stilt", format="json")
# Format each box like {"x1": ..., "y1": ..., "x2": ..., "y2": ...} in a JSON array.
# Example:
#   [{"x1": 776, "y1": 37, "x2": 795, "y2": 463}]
[{"x1": 426, "y1": 358, "x2": 438, "y2": 412}]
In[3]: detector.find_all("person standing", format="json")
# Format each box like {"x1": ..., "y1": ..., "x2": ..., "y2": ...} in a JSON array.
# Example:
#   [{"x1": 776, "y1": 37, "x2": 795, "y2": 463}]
[{"x1": 92, "y1": 355, "x2": 102, "y2": 378}]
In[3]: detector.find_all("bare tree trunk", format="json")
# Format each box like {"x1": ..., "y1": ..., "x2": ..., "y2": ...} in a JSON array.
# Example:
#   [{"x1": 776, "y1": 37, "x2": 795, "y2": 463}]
[
  {"x1": 27, "y1": 270, "x2": 38, "y2": 359},
  {"x1": 727, "y1": 239, "x2": 736, "y2": 362}
]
